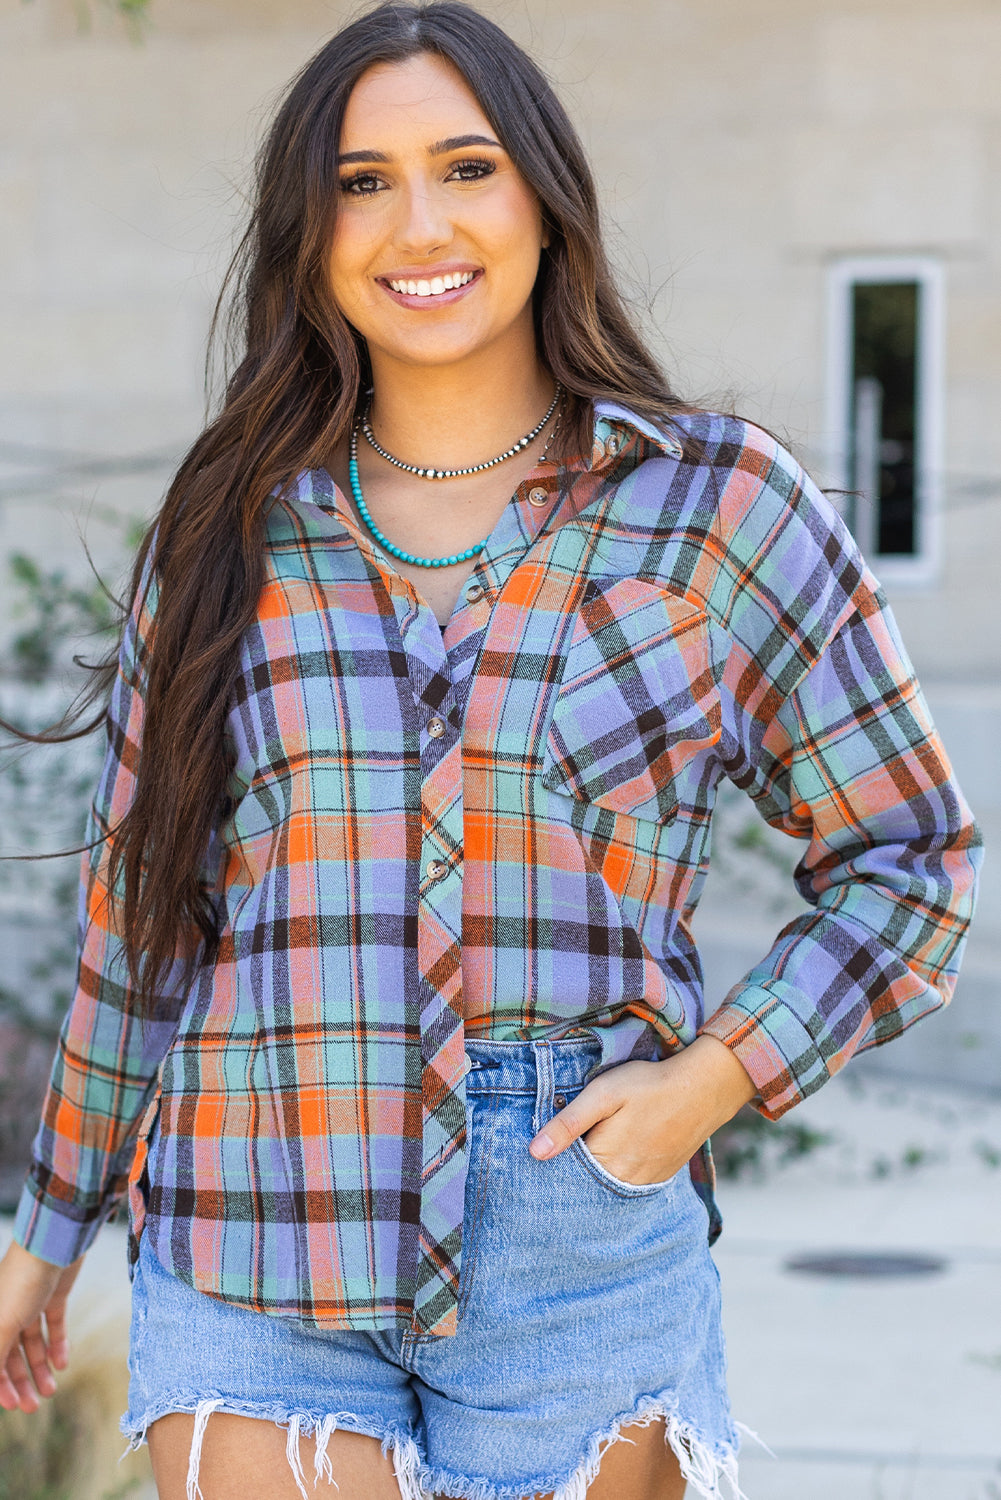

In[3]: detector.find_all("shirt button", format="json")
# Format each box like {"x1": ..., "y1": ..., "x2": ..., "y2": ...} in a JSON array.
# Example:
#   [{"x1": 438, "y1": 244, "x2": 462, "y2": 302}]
[
  {"x1": 427, "y1": 717, "x2": 446, "y2": 737},
  {"x1": 465, "y1": 583, "x2": 484, "y2": 603},
  {"x1": 605, "y1": 434, "x2": 620, "y2": 456},
  {"x1": 425, "y1": 859, "x2": 447, "y2": 881},
  {"x1": 528, "y1": 486, "x2": 549, "y2": 507}
]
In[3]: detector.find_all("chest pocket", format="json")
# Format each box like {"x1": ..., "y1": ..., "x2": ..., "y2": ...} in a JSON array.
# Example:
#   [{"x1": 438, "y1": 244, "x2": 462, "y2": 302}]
[{"x1": 540, "y1": 577, "x2": 724, "y2": 824}]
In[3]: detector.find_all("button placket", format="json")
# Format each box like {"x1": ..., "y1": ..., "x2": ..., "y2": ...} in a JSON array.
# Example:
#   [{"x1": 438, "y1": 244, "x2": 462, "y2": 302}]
[{"x1": 413, "y1": 692, "x2": 467, "y2": 1333}]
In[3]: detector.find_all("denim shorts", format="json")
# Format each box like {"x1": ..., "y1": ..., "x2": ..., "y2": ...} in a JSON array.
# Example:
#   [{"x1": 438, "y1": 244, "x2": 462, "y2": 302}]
[{"x1": 122, "y1": 1036, "x2": 745, "y2": 1499}]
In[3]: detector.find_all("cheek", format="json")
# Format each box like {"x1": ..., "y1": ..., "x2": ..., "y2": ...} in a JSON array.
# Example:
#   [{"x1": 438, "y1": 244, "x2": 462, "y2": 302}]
[
  {"x1": 327, "y1": 216, "x2": 379, "y2": 307},
  {"x1": 491, "y1": 190, "x2": 544, "y2": 277}
]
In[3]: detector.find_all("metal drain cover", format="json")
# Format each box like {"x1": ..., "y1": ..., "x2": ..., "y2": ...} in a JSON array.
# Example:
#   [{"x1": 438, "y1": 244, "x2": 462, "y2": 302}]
[{"x1": 784, "y1": 1251, "x2": 948, "y2": 1279}]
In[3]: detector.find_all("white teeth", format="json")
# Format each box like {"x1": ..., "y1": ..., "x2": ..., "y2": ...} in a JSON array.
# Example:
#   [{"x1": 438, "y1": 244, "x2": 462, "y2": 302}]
[{"x1": 388, "y1": 271, "x2": 476, "y2": 296}]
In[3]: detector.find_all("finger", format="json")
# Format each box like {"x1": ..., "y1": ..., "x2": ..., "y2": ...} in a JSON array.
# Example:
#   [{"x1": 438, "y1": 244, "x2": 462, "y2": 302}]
[
  {"x1": 0, "y1": 1369, "x2": 20, "y2": 1410},
  {"x1": 5, "y1": 1341, "x2": 42, "y2": 1414},
  {"x1": 529, "y1": 1084, "x2": 616, "y2": 1160},
  {"x1": 21, "y1": 1318, "x2": 57, "y2": 1398},
  {"x1": 44, "y1": 1298, "x2": 71, "y2": 1371},
  {"x1": 0, "y1": 1340, "x2": 21, "y2": 1412}
]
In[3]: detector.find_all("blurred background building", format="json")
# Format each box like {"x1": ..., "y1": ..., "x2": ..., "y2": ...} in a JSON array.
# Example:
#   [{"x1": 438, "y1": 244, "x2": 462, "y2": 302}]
[{"x1": 1, "y1": 0, "x2": 998, "y2": 1108}]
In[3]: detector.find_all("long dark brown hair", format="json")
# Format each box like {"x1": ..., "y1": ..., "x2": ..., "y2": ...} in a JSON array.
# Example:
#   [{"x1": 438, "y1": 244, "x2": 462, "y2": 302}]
[{"x1": 4, "y1": 1, "x2": 687, "y2": 1018}]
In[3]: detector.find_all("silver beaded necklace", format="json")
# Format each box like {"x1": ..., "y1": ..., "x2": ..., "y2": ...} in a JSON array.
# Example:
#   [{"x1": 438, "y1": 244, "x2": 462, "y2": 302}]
[
  {"x1": 361, "y1": 384, "x2": 562, "y2": 479},
  {"x1": 347, "y1": 398, "x2": 564, "y2": 570}
]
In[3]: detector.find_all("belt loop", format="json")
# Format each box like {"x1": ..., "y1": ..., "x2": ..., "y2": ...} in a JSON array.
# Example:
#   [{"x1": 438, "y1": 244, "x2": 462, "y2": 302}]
[{"x1": 532, "y1": 1039, "x2": 554, "y2": 1135}]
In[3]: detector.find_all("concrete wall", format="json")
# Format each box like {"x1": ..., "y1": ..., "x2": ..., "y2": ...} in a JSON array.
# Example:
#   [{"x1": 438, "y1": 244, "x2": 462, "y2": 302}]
[
  {"x1": 3, "y1": 0, "x2": 999, "y2": 652},
  {"x1": 1, "y1": 0, "x2": 997, "y2": 1079}
]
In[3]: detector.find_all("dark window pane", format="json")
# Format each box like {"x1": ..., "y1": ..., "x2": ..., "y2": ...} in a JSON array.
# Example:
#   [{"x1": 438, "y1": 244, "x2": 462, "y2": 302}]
[{"x1": 850, "y1": 281, "x2": 919, "y2": 555}]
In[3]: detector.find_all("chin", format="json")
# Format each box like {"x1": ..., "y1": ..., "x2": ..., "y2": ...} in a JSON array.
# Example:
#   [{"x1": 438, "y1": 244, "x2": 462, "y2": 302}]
[{"x1": 373, "y1": 330, "x2": 493, "y2": 368}]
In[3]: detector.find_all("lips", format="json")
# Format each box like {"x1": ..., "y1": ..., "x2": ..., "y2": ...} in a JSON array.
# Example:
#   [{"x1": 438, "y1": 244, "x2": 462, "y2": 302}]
[{"x1": 377, "y1": 267, "x2": 483, "y2": 309}]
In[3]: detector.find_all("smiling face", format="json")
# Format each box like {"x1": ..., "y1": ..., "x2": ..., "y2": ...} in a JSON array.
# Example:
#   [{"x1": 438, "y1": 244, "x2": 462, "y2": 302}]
[{"x1": 328, "y1": 52, "x2": 548, "y2": 377}]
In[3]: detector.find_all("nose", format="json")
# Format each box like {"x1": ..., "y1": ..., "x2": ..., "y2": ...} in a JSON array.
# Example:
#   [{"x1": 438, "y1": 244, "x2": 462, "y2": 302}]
[{"x1": 396, "y1": 180, "x2": 453, "y2": 259}]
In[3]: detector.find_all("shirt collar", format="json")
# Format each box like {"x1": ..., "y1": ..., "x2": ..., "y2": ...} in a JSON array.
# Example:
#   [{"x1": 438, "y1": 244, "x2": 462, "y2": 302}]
[{"x1": 590, "y1": 400, "x2": 685, "y2": 470}]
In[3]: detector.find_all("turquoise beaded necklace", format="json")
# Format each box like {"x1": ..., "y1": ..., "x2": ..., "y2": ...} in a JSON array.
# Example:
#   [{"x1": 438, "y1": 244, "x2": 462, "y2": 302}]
[
  {"x1": 349, "y1": 428, "x2": 483, "y2": 568},
  {"x1": 348, "y1": 397, "x2": 561, "y2": 570}
]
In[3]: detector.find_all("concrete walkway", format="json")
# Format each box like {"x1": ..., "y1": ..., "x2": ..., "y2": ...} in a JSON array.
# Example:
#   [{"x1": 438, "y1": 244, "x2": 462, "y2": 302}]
[{"x1": 714, "y1": 1066, "x2": 1001, "y2": 1500}]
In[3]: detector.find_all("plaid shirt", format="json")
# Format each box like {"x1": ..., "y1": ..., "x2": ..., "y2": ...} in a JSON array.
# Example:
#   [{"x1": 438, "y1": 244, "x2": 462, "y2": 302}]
[{"x1": 15, "y1": 405, "x2": 982, "y2": 1336}]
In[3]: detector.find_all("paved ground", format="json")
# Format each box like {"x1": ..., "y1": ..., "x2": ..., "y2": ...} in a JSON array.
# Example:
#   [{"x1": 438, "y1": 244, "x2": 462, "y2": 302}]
[
  {"x1": 3, "y1": 1063, "x2": 1000, "y2": 1499},
  {"x1": 714, "y1": 1066, "x2": 1001, "y2": 1500}
]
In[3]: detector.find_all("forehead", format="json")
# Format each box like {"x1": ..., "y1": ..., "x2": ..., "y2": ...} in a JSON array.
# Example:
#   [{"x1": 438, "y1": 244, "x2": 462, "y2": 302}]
[{"x1": 340, "y1": 53, "x2": 495, "y2": 147}]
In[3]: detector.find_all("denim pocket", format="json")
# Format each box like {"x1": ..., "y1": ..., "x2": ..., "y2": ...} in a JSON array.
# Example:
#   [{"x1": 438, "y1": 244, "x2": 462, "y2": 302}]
[
  {"x1": 553, "y1": 1073, "x2": 681, "y2": 1200},
  {"x1": 540, "y1": 578, "x2": 725, "y2": 825},
  {"x1": 570, "y1": 1135, "x2": 681, "y2": 1200}
]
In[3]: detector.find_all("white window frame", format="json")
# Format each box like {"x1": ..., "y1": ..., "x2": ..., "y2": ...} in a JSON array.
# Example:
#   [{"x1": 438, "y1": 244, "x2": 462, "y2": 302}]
[{"x1": 824, "y1": 256, "x2": 945, "y2": 588}]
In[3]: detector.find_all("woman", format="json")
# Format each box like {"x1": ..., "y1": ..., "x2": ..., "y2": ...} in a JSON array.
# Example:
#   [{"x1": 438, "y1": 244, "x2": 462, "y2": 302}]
[{"x1": 0, "y1": 5, "x2": 982, "y2": 1499}]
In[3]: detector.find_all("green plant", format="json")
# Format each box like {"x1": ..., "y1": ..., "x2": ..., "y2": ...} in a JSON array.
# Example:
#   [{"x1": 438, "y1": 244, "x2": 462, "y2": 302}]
[
  {"x1": 0, "y1": 1398, "x2": 78, "y2": 1500},
  {"x1": 6, "y1": 553, "x2": 117, "y2": 686},
  {"x1": 974, "y1": 1139, "x2": 1001, "y2": 1169},
  {"x1": 24, "y1": 0, "x2": 152, "y2": 35},
  {"x1": 0, "y1": 1359, "x2": 149, "y2": 1500},
  {"x1": 711, "y1": 1104, "x2": 831, "y2": 1180},
  {"x1": 1, "y1": 541, "x2": 126, "y2": 1204},
  {"x1": 1, "y1": 551, "x2": 120, "y2": 1025}
]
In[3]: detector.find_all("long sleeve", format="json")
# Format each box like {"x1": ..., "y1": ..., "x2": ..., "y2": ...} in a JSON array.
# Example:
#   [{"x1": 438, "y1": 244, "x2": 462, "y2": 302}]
[
  {"x1": 13, "y1": 560, "x2": 210, "y2": 1265},
  {"x1": 699, "y1": 441, "x2": 984, "y2": 1119}
]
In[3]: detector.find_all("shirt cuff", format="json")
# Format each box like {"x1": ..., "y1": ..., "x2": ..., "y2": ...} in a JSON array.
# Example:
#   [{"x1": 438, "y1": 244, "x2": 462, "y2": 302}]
[
  {"x1": 699, "y1": 979, "x2": 834, "y2": 1120},
  {"x1": 12, "y1": 1180, "x2": 109, "y2": 1268}
]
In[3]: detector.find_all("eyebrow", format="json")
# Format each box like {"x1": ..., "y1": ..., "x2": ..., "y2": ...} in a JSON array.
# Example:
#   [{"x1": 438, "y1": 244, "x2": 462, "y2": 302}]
[{"x1": 337, "y1": 134, "x2": 502, "y2": 165}]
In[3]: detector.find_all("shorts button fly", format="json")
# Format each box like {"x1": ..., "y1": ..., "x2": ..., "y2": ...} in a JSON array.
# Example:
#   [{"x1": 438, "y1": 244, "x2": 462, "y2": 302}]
[{"x1": 554, "y1": 1094, "x2": 566, "y2": 1109}]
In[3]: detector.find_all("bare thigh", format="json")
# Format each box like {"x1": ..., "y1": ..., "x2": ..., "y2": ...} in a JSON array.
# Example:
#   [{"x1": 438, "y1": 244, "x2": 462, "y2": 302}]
[
  {"x1": 546, "y1": 1419, "x2": 687, "y2": 1500},
  {"x1": 147, "y1": 1411, "x2": 687, "y2": 1500},
  {"x1": 147, "y1": 1413, "x2": 401, "y2": 1500}
]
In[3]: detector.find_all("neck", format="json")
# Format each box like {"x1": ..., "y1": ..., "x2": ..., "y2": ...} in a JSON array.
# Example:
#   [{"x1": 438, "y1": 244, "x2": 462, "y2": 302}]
[{"x1": 365, "y1": 338, "x2": 556, "y2": 471}]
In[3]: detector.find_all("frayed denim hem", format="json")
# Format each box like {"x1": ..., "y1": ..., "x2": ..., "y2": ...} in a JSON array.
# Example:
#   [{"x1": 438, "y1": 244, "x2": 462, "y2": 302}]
[
  {"x1": 417, "y1": 1391, "x2": 752, "y2": 1500},
  {"x1": 119, "y1": 1396, "x2": 425, "y2": 1499}
]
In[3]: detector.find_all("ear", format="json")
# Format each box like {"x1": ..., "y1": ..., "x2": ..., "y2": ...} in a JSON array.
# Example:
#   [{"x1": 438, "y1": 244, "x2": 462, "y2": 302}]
[{"x1": 541, "y1": 218, "x2": 552, "y2": 250}]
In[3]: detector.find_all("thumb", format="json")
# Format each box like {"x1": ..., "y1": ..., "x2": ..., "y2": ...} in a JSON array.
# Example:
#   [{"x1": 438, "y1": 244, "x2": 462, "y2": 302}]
[{"x1": 529, "y1": 1082, "x2": 613, "y2": 1161}]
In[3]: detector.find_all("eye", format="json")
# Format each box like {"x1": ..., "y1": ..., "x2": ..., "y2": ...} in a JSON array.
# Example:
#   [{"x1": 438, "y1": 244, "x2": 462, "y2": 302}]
[
  {"x1": 446, "y1": 158, "x2": 496, "y2": 183},
  {"x1": 340, "y1": 172, "x2": 385, "y2": 197}
]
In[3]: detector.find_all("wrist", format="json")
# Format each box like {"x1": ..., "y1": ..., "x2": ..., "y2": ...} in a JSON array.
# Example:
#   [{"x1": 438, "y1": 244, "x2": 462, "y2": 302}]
[{"x1": 659, "y1": 1035, "x2": 757, "y2": 1137}]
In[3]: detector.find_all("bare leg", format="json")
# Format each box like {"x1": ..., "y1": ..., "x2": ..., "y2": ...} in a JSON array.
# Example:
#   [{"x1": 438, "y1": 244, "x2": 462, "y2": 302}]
[
  {"x1": 529, "y1": 1418, "x2": 688, "y2": 1500},
  {"x1": 148, "y1": 1409, "x2": 688, "y2": 1500},
  {"x1": 147, "y1": 1411, "x2": 403, "y2": 1500}
]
